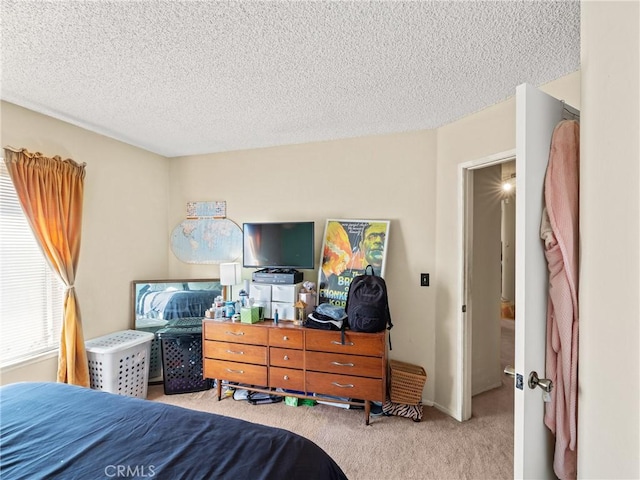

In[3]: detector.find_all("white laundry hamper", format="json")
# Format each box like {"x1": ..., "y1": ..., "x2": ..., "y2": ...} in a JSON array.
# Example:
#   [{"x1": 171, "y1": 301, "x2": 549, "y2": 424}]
[{"x1": 85, "y1": 330, "x2": 154, "y2": 398}]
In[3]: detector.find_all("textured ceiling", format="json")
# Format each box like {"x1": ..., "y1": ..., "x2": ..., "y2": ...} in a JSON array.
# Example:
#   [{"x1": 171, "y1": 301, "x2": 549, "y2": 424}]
[{"x1": 1, "y1": 1, "x2": 580, "y2": 157}]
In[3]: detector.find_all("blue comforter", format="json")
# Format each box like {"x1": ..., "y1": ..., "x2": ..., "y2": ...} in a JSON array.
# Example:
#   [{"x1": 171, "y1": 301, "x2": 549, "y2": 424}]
[
  {"x1": 0, "y1": 382, "x2": 347, "y2": 480},
  {"x1": 138, "y1": 289, "x2": 219, "y2": 319}
]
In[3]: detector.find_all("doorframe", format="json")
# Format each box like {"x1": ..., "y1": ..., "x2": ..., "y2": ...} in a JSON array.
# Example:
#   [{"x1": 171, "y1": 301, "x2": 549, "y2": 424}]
[{"x1": 456, "y1": 148, "x2": 515, "y2": 421}]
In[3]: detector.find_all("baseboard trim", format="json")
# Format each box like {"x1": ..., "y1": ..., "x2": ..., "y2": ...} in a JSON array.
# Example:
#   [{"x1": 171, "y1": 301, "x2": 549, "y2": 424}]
[
  {"x1": 433, "y1": 401, "x2": 461, "y2": 421},
  {"x1": 472, "y1": 380, "x2": 503, "y2": 397}
]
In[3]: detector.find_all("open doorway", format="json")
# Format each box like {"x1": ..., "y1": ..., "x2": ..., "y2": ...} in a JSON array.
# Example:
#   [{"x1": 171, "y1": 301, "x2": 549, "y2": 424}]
[
  {"x1": 469, "y1": 160, "x2": 516, "y2": 397},
  {"x1": 459, "y1": 152, "x2": 516, "y2": 423}
]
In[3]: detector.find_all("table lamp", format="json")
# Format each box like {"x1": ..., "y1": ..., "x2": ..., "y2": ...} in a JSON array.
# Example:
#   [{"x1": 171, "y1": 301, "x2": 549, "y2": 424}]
[{"x1": 220, "y1": 262, "x2": 241, "y2": 302}]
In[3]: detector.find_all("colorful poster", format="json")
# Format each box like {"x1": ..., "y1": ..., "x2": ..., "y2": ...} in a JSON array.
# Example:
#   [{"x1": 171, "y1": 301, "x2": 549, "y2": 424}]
[{"x1": 318, "y1": 219, "x2": 390, "y2": 307}]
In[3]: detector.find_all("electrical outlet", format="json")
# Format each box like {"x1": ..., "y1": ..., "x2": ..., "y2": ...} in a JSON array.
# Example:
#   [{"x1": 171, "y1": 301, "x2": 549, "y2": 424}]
[{"x1": 420, "y1": 273, "x2": 429, "y2": 286}]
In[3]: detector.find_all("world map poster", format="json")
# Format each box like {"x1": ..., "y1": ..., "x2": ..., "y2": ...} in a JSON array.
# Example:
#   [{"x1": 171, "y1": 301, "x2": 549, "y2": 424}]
[{"x1": 170, "y1": 218, "x2": 242, "y2": 264}]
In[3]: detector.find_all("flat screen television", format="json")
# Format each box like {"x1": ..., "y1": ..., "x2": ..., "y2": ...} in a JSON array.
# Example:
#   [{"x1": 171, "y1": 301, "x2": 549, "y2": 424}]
[{"x1": 243, "y1": 221, "x2": 315, "y2": 270}]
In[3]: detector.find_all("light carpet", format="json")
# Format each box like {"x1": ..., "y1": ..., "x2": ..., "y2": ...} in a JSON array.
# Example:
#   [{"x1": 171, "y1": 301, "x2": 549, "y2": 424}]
[{"x1": 149, "y1": 320, "x2": 514, "y2": 480}]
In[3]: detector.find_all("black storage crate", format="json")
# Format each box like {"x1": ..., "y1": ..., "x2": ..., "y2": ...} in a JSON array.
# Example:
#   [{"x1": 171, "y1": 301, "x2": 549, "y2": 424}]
[{"x1": 157, "y1": 325, "x2": 211, "y2": 395}]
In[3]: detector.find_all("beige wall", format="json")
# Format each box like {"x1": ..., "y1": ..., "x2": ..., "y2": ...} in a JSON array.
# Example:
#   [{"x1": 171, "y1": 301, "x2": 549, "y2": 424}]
[
  {"x1": 0, "y1": 101, "x2": 169, "y2": 384},
  {"x1": 580, "y1": 2, "x2": 639, "y2": 478},
  {"x1": 168, "y1": 131, "x2": 440, "y2": 401}
]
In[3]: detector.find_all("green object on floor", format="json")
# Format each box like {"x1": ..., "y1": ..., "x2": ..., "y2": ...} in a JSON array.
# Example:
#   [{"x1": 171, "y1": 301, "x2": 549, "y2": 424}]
[{"x1": 284, "y1": 396, "x2": 316, "y2": 407}]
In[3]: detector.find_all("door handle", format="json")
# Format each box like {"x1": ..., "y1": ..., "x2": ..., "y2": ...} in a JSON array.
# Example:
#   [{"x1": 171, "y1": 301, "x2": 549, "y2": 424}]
[
  {"x1": 504, "y1": 365, "x2": 516, "y2": 378},
  {"x1": 528, "y1": 371, "x2": 553, "y2": 392}
]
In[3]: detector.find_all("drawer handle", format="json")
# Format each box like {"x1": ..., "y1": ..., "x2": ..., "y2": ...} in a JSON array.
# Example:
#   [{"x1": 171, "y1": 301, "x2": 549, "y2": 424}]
[
  {"x1": 283, "y1": 355, "x2": 289, "y2": 361},
  {"x1": 331, "y1": 340, "x2": 354, "y2": 346},
  {"x1": 225, "y1": 350, "x2": 244, "y2": 355},
  {"x1": 226, "y1": 368, "x2": 244, "y2": 374},
  {"x1": 283, "y1": 375, "x2": 289, "y2": 380},
  {"x1": 331, "y1": 382, "x2": 354, "y2": 388},
  {"x1": 225, "y1": 331, "x2": 245, "y2": 336},
  {"x1": 283, "y1": 336, "x2": 289, "y2": 341},
  {"x1": 331, "y1": 361, "x2": 354, "y2": 367}
]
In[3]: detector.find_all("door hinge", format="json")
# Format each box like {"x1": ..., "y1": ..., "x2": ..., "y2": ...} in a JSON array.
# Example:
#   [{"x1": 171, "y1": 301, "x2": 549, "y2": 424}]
[{"x1": 462, "y1": 305, "x2": 467, "y2": 313}]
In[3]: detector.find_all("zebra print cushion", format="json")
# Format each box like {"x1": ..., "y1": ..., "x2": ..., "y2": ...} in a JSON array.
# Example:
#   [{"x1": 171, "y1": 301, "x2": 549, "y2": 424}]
[{"x1": 382, "y1": 400, "x2": 424, "y2": 422}]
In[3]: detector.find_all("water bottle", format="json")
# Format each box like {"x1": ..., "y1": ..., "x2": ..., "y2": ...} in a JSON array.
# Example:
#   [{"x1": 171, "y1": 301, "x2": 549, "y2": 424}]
[
  {"x1": 239, "y1": 279, "x2": 251, "y2": 306},
  {"x1": 224, "y1": 301, "x2": 235, "y2": 318},
  {"x1": 239, "y1": 289, "x2": 249, "y2": 307}
]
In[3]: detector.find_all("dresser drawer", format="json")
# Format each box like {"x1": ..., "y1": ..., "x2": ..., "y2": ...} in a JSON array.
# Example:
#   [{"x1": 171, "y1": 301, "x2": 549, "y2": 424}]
[
  {"x1": 271, "y1": 283, "x2": 301, "y2": 303},
  {"x1": 204, "y1": 340, "x2": 267, "y2": 365},
  {"x1": 306, "y1": 371, "x2": 384, "y2": 401},
  {"x1": 305, "y1": 330, "x2": 385, "y2": 356},
  {"x1": 204, "y1": 322, "x2": 268, "y2": 345},
  {"x1": 305, "y1": 351, "x2": 383, "y2": 378},
  {"x1": 271, "y1": 302, "x2": 296, "y2": 320},
  {"x1": 250, "y1": 283, "x2": 272, "y2": 302},
  {"x1": 268, "y1": 328, "x2": 303, "y2": 349},
  {"x1": 204, "y1": 359, "x2": 267, "y2": 386},
  {"x1": 270, "y1": 347, "x2": 304, "y2": 369},
  {"x1": 269, "y1": 367, "x2": 304, "y2": 391}
]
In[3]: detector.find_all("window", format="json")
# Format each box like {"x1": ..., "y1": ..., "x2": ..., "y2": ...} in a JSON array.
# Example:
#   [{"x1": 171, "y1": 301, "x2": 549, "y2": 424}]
[{"x1": 0, "y1": 161, "x2": 64, "y2": 367}]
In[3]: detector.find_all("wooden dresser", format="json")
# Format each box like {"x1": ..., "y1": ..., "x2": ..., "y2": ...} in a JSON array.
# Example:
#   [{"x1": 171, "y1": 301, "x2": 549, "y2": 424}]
[{"x1": 203, "y1": 319, "x2": 387, "y2": 424}]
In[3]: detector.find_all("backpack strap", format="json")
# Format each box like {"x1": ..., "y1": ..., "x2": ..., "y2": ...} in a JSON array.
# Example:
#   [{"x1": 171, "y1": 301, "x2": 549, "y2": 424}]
[
  {"x1": 365, "y1": 264, "x2": 376, "y2": 276},
  {"x1": 386, "y1": 299, "x2": 393, "y2": 350}
]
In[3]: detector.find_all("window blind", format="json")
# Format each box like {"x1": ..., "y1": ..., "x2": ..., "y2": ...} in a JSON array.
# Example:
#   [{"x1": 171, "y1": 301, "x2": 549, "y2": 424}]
[{"x1": 0, "y1": 161, "x2": 64, "y2": 367}]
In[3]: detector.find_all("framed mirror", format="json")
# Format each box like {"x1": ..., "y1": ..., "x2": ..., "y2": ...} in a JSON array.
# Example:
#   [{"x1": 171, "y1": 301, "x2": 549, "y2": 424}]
[
  {"x1": 131, "y1": 278, "x2": 223, "y2": 329},
  {"x1": 131, "y1": 278, "x2": 223, "y2": 383}
]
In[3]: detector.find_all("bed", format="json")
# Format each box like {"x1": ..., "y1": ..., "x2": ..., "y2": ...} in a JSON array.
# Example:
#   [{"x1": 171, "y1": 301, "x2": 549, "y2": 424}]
[
  {"x1": 134, "y1": 280, "x2": 222, "y2": 321},
  {"x1": 0, "y1": 382, "x2": 347, "y2": 480}
]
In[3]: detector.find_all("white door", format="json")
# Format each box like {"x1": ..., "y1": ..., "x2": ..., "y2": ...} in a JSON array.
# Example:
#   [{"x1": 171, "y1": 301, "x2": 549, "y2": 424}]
[{"x1": 513, "y1": 83, "x2": 578, "y2": 478}]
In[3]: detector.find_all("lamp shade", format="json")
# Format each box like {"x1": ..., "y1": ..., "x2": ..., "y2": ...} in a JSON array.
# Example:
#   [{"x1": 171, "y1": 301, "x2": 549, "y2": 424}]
[{"x1": 220, "y1": 262, "x2": 242, "y2": 286}]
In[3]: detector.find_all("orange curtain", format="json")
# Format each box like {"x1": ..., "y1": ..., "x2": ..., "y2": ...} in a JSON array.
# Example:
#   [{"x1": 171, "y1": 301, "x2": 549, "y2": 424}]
[{"x1": 3, "y1": 147, "x2": 89, "y2": 387}]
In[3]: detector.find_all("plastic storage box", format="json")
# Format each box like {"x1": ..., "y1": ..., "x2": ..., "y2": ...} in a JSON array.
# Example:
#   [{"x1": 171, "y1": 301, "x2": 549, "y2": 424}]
[
  {"x1": 157, "y1": 325, "x2": 211, "y2": 395},
  {"x1": 85, "y1": 330, "x2": 155, "y2": 399}
]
